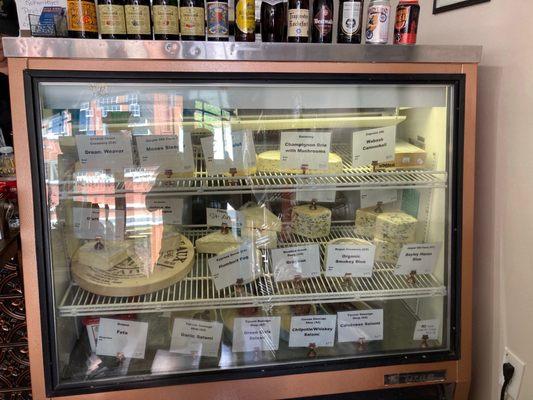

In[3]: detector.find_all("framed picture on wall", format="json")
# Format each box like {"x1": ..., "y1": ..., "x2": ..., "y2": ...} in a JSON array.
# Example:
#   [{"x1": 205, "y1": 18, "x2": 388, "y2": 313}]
[{"x1": 433, "y1": 0, "x2": 490, "y2": 14}]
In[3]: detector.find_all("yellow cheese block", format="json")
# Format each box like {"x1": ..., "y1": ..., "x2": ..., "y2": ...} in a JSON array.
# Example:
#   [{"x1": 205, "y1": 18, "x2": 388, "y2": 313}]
[{"x1": 256, "y1": 150, "x2": 343, "y2": 175}]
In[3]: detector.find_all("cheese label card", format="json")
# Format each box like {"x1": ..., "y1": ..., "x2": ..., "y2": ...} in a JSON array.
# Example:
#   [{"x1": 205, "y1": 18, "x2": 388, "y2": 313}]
[
  {"x1": 394, "y1": 243, "x2": 442, "y2": 275},
  {"x1": 413, "y1": 319, "x2": 440, "y2": 340},
  {"x1": 360, "y1": 189, "x2": 398, "y2": 208},
  {"x1": 147, "y1": 197, "x2": 184, "y2": 225},
  {"x1": 280, "y1": 131, "x2": 332, "y2": 171},
  {"x1": 288, "y1": 315, "x2": 337, "y2": 348},
  {"x1": 170, "y1": 318, "x2": 223, "y2": 358},
  {"x1": 297, "y1": 189, "x2": 337, "y2": 203},
  {"x1": 232, "y1": 316, "x2": 281, "y2": 352},
  {"x1": 206, "y1": 207, "x2": 245, "y2": 229},
  {"x1": 76, "y1": 134, "x2": 134, "y2": 172},
  {"x1": 271, "y1": 244, "x2": 321, "y2": 282},
  {"x1": 207, "y1": 243, "x2": 262, "y2": 290},
  {"x1": 201, "y1": 131, "x2": 256, "y2": 175},
  {"x1": 325, "y1": 244, "x2": 376, "y2": 278},
  {"x1": 96, "y1": 318, "x2": 149, "y2": 359},
  {"x1": 86, "y1": 323, "x2": 99, "y2": 353},
  {"x1": 136, "y1": 134, "x2": 194, "y2": 174},
  {"x1": 73, "y1": 207, "x2": 125, "y2": 240},
  {"x1": 337, "y1": 310, "x2": 384, "y2": 343},
  {"x1": 228, "y1": 131, "x2": 257, "y2": 170},
  {"x1": 352, "y1": 127, "x2": 396, "y2": 168}
]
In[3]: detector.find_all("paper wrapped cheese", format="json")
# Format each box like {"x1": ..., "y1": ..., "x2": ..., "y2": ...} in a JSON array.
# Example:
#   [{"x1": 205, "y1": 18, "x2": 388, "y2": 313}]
[
  {"x1": 76, "y1": 240, "x2": 130, "y2": 271},
  {"x1": 256, "y1": 150, "x2": 343, "y2": 175},
  {"x1": 373, "y1": 238, "x2": 403, "y2": 264},
  {"x1": 195, "y1": 228, "x2": 242, "y2": 254},
  {"x1": 374, "y1": 212, "x2": 417, "y2": 243},
  {"x1": 354, "y1": 203, "x2": 384, "y2": 238},
  {"x1": 291, "y1": 202, "x2": 332, "y2": 239},
  {"x1": 72, "y1": 234, "x2": 194, "y2": 297}
]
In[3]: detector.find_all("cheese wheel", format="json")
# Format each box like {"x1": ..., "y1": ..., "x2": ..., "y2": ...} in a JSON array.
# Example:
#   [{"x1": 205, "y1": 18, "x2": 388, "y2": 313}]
[
  {"x1": 195, "y1": 230, "x2": 242, "y2": 254},
  {"x1": 256, "y1": 150, "x2": 343, "y2": 175},
  {"x1": 291, "y1": 204, "x2": 332, "y2": 239}
]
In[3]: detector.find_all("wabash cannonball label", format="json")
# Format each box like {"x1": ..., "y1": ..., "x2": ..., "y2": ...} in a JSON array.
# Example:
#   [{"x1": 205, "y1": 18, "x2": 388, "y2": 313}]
[{"x1": 313, "y1": 5, "x2": 333, "y2": 36}]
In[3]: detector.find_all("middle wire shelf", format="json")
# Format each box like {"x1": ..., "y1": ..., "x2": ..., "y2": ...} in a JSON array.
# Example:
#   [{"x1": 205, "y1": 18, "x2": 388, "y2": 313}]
[{"x1": 57, "y1": 225, "x2": 446, "y2": 317}]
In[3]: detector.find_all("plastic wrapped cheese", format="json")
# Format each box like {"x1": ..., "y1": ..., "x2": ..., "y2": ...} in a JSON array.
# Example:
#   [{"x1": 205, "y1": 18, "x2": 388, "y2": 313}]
[
  {"x1": 256, "y1": 150, "x2": 343, "y2": 175},
  {"x1": 241, "y1": 227, "x2": 278, "y2": 249},
  {"x1": 195, "y1": 229, "x2": 242, "y2": 254},
  {"x1": 76, "y1": 240, "x2": 130, "y2": 270},
  {"x1": 291, "y1": 203, "x2": 332, "y2": 239},
  {"x1": 373, "y1": 238, "x2": 403, "y2": 264},
  {"x1": 240, "y1": 203, "x2": 282, "y2": 232},
  {"x1": 374, "y1": 212, "x2": 417, "y2": 243}
]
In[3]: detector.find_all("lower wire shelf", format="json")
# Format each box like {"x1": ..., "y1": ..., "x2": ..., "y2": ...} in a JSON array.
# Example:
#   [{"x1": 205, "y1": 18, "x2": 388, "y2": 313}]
[{"x1": 57, "y1": 225, "x2": 447, "y2": 317}]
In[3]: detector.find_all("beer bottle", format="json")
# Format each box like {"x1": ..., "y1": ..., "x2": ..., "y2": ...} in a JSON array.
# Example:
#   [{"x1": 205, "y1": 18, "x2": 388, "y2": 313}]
[
  {"x1": 206, "y1": 0, "x2": 229, "y2": 41},
  {"x1": 337, "y1": 0, "x2": 364, "y2": 43},
  {"x1": 260, "y1": 0, "x2": 286, "y2": 42},
  {"x1": 67, "y1": 0, "x2": 99, "y2": 38},
  {"x1": 234, "y1": 0, "x2": 255, "y2": 42},
  {"x1": 125, "y1": 0, "x2": 152, "y2": 39},
  {"x1": 152, "y1": 0, "x2": 179, "y2": 40},
  {"x1": 180, "y1": 0, "x2": 205, "y2": 41},
  {"x1": 311, "y1": 0, "x2": 333, "y2": 43},
  {"x1": 287, "y1": 0, "x2": 309, "y2": 43},
  {"x1": 97, "y1": 0, "x2": 127, "y2": 39}
]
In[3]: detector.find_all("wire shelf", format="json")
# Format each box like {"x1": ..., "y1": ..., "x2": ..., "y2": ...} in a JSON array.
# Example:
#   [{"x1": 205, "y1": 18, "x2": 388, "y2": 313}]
[{"x1": 57, "y1": 225, "x2": 446, "y2": 317}]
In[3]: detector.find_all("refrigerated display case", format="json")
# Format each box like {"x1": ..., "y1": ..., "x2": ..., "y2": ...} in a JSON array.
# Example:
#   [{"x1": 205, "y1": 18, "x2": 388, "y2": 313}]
[{"x1": 4, "y1": 38, "x2": 480, "y2": 400}]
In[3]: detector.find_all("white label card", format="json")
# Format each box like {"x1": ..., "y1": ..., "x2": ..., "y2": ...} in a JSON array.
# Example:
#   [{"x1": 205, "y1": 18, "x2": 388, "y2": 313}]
[
  {"x1": 170, "y1": 318, "x2": 223, "y2": 358},
  {"x1": 289, "y1": 315, "x2": 337, "y2": 348},
  {"x1": 360, "y1": 189, "x2": 398, "y2": 209},
  {"x1": 96, "y1": 318, "x2": 149, "y2": 359},
  {"x1": 394, "y1": 243, "x2": 442, "y2": 275},
  {"x1": 297, "y1": 189, "x2": 337, "y2": 203},
  {"x1": 352, "y1": 126, "x2": 396, "y2": 167},
  {"x1": 337, "y1": 310, "x2": 384, "y2": 343},
  {"x1": 146, "y1": 197, "x2": 184, "y2": 225},
  {"x1": 413, "y1": 319, "x2": 440, "y2": 340},
  {"x1": 232, "y1": 317, "x2": 281, "y2": 352},
  {"x1": 76, "y1": 134, "x2": 134, "y2": 173},
  {"x1": 206, "y1": 207, "x2": 245, "y2": 229},
  {"x1": 86, "y1": 323, "x2": 99, "y2": 353},
  {"x1": 325, "y1": 244, "x2": 376, "y2": 278},
  {"x1": 280, "y1": 131, "x2": 332, "y2": 171},
  {"x1": 207, "y1": 242, "x2": 262, "y2": 290},
  {"x1": 271, "y1": 244, "x2": 321, "y2": 282},
  {"x1": 72, "y1": 207, "x2": 125, "y2": 240},
  {"x1": 201, "y1": 131, "x2": 256, "y2": 175},
  {"x1": 136, "y1": 134, "x2": 194, "y2": 174}
]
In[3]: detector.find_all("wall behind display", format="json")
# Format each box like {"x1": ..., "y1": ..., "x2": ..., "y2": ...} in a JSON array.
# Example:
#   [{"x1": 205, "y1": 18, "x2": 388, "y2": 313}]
[{"x1": 418, "y1": 1, "x2": 532, "y2": 399}]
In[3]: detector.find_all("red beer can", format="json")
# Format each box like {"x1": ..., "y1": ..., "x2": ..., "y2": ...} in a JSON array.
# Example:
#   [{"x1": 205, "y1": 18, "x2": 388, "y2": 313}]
[{"x1": 394, "y1": 0, "x2": 420, "y2": 45}]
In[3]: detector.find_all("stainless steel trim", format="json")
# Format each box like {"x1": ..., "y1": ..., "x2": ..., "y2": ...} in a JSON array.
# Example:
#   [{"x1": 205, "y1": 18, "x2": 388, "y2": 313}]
[{"x1": 2, "y1": 37, "x2": 482, "y2": 63}]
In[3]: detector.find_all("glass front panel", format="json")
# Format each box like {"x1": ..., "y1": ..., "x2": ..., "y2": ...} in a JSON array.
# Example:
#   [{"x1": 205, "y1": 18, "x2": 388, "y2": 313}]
[{"x1": 35, "y1": 78, "x2": 457, "y2": 388}]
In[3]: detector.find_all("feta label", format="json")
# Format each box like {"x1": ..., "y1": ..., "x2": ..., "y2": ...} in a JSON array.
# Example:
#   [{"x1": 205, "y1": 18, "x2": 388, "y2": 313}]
[
  {"x1": 271, "y1": 244, "x2": 321, "y2": 282},
  {"x1": 413, "y1": 319, "x2": 440, "y2": 340},
  {"x1": 352, "y1": 127, "x2": 396, "y2": 167},
  {"x1": 96, "y1": 318, "x2": 148, "y2": 359},
  {"x1": 394, "y1": 243, "x2": 442, "y2": 275},
  {"x1": 136, "y1": 133, "x2": 194, "y2": 174},
  {"x1": 76, "y1": 134, "x2": 134, "y2": 172},
  {"x1": 232, "y1": 317, "x2": 281, "y2": 352},
  {"x1": 360, "y1": 189, "x2": 398, "y2": 208},
  {"x1": 325, "y1": 244, "x2": 376, "y2": 278},
  {"x1": 146, "y1": 197, "x2": 184, "y2": 225},
  {"x1": 170, "y1": 318, "x2": 223, "y2": 358},
  {"x1": 206, "y1": 207, "x2": 245, "y2": 229},
  {"x1": 201, "y1": 130, "x2": 256, "y2": 175},
  {"x1": 289, "y1": 315, "x2": 336, "y2": 348},
  {"x1": 280, "y1": 131, "x2": 332, "y2": 171},
  {"x1": 207, "y1": 242, "x2": 262, "y2": 290},
  {"x1": 337, "y1": 310, "x2": 384, "y2": 342}
]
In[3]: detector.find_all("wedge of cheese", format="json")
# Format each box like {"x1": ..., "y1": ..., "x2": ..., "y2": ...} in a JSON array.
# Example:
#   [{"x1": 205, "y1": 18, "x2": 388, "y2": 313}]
[
  {"x1": 195, "y1": 230, "x2": 242, "y2": 254},
  {"x1": 374, "y1": 212, "x2": 417, "y2": 243},
  {"x1": 291, "y1": 204, "x2": 332, "y2": 239},
  {"x1": 241, "y1": 227, "x2": 278, "y2": 249},
  {"x1": 355, "y1": 206, "x2": 383, "y2": 238},
  {"x1": 240, "y1": 203, "x2": 282, "y2": 232},
  {"x1": 373, "y1": 238, "x2": 403, "y2": 264},
  {"x1": 76, "y1": 240, "x2": 130, "y2": 270},
  {"x1": 256, "y1": 150, "x2": 343, "y2": 175}
]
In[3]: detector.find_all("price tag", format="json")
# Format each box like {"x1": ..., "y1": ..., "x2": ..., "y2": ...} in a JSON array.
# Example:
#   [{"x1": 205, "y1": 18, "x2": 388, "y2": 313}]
[
  {"x1": 288, "y1": 315, "x2": 337, "y2": 348},
  {"x1": 96, "y1": 318, "x2": 149, "y2": 359},
  {"x1": 394, "y1": 243, "x2": 442, "y2": 275},
  {"x1": 201, "y1": 131, "x2": 256, "y2": 175},
  {"x1": 271, "y1": 244, "x2": 321, "y2": 282},
  {"x1": 325, "y1": 244, "x2": 376, "y2": 278},
  {"x1": 206, "y1": 207, "x2": 245, "y2": 229},
  {"x1": 76, "y1": 134, "x2": 134, "y2": 173},
  {"x1": 360, "y1": 189, "x2": 398, "y2": 208},
  {"x1": 170, "y1": 318, "x2": 223, "y2": 358},
  {"x1": 337, "y1": 310, "x2": 384, "y2": 342},
  {"x1": 297, "y1": 189, "x2": 336, "y2": 203},
  {"x1": 207, "y1": 243, "x2": 262, "y2": 290},
  {"x1": 232, "y1": 317, "x2": 281, "y2": 352},
  {"x1": 352, "y1": 127, "x2": 396, "y2": 168},
  {"x1": 147, "y1": 197, "x2": 184, "y2": 225},
  {"x1": 136, "y1": 134, "x2": 194, "y2": 174},
  {"x1": 280, "y1": 131, "x2": 332, "y2": 171},
  {"x1": 413, "y1": 319, "x2": 440, "y2": 340}
]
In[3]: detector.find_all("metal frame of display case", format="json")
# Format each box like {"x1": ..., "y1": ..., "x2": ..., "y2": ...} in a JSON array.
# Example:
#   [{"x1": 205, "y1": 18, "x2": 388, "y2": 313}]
[{"x1": 4, "y1": 38, "x2": 479, "y2": 400}]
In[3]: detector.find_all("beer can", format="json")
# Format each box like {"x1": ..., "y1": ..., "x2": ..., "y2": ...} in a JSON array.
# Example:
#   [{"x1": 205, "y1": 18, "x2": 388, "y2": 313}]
[
  {"x1": 394, "y1": 0, "x2": 420, "y2": 45},
  {"x1": 365, "y1": 0, "x2": 391, "y2": 45}
]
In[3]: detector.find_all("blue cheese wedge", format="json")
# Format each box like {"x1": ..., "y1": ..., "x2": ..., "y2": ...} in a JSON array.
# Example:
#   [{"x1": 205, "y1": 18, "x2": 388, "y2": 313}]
[
  {"x1": 373, "y1": 238, "x2": 403, "y2": 264},
  {"x1": 355, "y1": 207, "x2": 383, "y2": 238},
  {"x1": 374, "y1": 212, "x2": 417, "y2": 243},
  {"x1": 195, "y1": 230, "x2": 242, "y2": 254},
  {"x1": 291, "y1": 204, "x2": 332, "y2": 239},
  {"x1": 76, "y1": 240, "x2": 130, "y2": 270},
  {"x1": 257, "y1": 150, "x2": 343, "y2": 175}
]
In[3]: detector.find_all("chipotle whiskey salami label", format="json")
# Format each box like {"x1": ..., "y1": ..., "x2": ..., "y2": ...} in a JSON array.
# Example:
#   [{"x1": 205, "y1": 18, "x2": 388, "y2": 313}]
[
  {"x1": 235, "y1": 0, "x2": 255, "y2": 33},
  {"x1": 180, "y1": 6, "x2": 205, "y2": 35},
  {"x1": 125, "y1": 4, "x2": 151, "y2": 35},
  {"x1": 288, "y1": 8, "x2": 309, "y2": 37},
  {"x1": 153, "y1": 5, "x2": 179, "y2": 35},
  {"x1": 313, "y1": 5, "x2": 333, "y2": 36},
  {"x1": 67, "y1": 0, "x2": 98, "y2": 32},
  {"x1": 98, "y1": 4, "x2": 126, "y2": 35}
]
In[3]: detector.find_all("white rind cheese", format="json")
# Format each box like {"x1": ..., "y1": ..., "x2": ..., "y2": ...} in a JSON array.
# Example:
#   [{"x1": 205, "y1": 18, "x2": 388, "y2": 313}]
[
  {"x1": 374, "y1": 212, "x2": 417, "y2": 243},
  {"x1": 76, "y1": 240, "x2": 130, "y2": 270},
  {"x1": 257, "y1": 150, "x2": 343, "y2": 175},
  {"x1": 291, "y1": 204, "x2": 332, "y2": 239},
  {"x1": 195, "y1": 230, "x2": 242, "y2": 254},
  {"x1": 373, "y1": 238, "x2": 403, "y2": 264}
]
